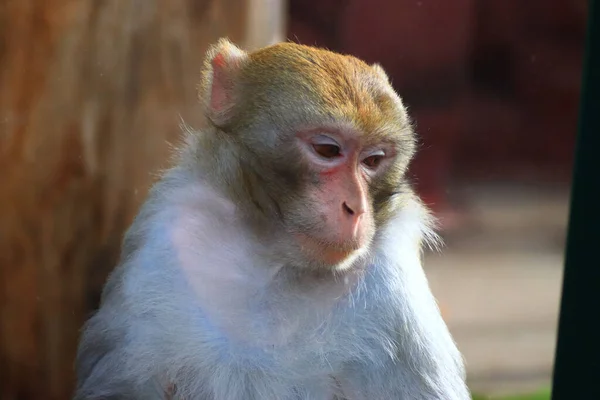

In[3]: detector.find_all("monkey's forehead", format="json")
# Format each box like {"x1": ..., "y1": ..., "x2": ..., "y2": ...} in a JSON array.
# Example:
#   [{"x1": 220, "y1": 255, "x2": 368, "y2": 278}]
[
  {"x1": 243, "y1": 44, "x2": 408, "y2": 135},
  {"x1": 246, "y1": 43, "x2": 383, "y2": 95}
]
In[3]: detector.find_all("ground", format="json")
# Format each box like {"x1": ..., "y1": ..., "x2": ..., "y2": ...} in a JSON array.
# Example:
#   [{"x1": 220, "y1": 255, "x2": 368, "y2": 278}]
[{"x1": 424, "y1": 183, "x2": 568, "y2": 397}]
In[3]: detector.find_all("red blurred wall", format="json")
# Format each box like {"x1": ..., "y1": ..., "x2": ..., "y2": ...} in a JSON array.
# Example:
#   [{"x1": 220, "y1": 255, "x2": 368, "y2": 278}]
[{"x1": 288, "y1": 0, "x2": 586, "y2": 209}]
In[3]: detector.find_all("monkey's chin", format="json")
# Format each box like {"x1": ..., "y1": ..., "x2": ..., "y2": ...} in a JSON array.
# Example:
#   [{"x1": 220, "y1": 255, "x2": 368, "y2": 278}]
[
  {"x1": 294, "y1": 233, "x2": 367, "y2": 269},
  {"x1": 319, "y1": 248, "x2": 358, "y2": 266},
  {"x1": 329, "y1": 249, "x2": 368, "y2": 272}
]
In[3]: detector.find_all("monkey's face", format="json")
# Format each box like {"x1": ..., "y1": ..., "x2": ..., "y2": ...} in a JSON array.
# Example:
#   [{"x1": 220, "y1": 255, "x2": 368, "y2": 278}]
[
  {"x1": 200, "y1": 40, "x2": 416, "y2": 269},
  {"x1": 243, "y1": 53, "x2": 414, "y2": 269},
  {"x1": 276, "y1": 126, "x2": 400, "y2": 267}
]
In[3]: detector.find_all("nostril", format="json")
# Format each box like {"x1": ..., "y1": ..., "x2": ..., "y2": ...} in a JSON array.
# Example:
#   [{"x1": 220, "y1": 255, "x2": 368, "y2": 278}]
[{"x1": 342, "y1": 202, "x2": 355, "y2": 216}]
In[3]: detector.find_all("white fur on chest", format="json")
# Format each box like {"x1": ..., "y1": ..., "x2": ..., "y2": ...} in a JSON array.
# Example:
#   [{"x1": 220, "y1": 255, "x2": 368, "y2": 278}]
[
  {"x1": 169, "y1": 191, "x2": 377, "y2": 357},
  {"x1": 122, "y1": 183, "x2": 350, "y2": 396},
  {"x1": 122, "y1": 180, "x2": 452, "y2": 399}
]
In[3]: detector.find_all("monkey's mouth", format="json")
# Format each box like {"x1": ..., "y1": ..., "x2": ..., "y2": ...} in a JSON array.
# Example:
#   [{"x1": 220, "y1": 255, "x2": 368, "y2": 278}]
[
  {"x1": 295, "y1": 233, "x2": 365, "y2": 265},
  {"x1": 319, "y1": 247, "x2": 358, "y2": 265}
]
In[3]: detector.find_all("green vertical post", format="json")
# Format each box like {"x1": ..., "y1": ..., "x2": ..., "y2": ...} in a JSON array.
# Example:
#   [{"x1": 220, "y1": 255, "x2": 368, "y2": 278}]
[{"x1": 552, "y1": 1, "x2": 600, "y2": 398}]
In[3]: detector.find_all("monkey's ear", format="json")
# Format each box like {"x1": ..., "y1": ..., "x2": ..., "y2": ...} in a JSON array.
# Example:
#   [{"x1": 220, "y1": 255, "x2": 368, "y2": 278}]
[
  {"x1": 371, "y1": 63, "x2": 390, "y2": 83},
  {"x1": 199, "y1": 38, "x2": 248, "y2": 126}
]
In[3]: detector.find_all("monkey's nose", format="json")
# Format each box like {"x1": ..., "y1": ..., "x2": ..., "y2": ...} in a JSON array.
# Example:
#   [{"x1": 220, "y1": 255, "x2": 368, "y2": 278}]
[
  {"x1": 342, "y1": 201, "x2": 365, "y2": 217},
  {"x1": 342, "y1": 202, "x2": 355, "y2": 216}
]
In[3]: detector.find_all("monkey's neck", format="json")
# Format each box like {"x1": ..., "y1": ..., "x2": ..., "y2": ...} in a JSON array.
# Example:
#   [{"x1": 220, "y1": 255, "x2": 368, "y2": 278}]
[
  {"x1": 187, "y1": 129, "x2": 282, "y2": 229},
  {"x1": 161, "y1": 171, "x2": 359, "y2": 341},
  {"x1": 155, "y1": 174, "x2": 464, "y2": 394}
]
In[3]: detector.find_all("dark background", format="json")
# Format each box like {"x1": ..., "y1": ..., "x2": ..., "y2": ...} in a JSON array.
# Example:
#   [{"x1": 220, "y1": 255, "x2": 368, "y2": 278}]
[{"x1": 288, "y1": 0, "x2": 586, "y2": 215}]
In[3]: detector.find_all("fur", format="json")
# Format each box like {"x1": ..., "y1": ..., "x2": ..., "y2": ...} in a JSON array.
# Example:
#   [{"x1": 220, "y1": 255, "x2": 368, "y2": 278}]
[
  {"x1": 75, "y1": 38, "x2": 469, "y2": 400},
  {"x1": 74, "y1": 162, "x2": 469, "y2": 400}
]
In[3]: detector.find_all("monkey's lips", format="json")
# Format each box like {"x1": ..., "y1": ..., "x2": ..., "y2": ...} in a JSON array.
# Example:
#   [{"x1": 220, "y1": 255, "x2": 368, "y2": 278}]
[
  {"x1": 319, "y1": 248, "x2": 358, "y2": 265},
  {"x1": 295, "y1": 233, "x2": 365, "y2": 265}
]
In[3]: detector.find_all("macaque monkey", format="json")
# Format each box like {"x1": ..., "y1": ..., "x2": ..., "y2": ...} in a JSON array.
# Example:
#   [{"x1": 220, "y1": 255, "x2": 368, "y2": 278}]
[{"x1": 74, "y1": 38, "x2": 470, "y2": 400}]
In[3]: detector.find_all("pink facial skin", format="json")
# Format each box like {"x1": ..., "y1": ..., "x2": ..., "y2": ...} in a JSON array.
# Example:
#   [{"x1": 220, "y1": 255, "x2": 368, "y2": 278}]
[{"x1": 295, "y1": 128, "x2": 394, "y2": 265}]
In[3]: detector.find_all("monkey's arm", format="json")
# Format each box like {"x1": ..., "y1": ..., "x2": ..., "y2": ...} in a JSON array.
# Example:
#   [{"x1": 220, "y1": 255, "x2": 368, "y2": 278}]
[
  {"x1": 74, "y1": 184, "x2": 183, "y2": 400},
  {"x1": 336, "y1": 204, "x2": 471, "y2": 400},
  {"x1": 73, "y1": 268, "x2": 170, "y2": 400},
  {"x1": 335, "y1": 266, "x2": 470, "y2": 400},
  {"x1": 337, "y1": 267, "x2": 470, "y2": 400}
]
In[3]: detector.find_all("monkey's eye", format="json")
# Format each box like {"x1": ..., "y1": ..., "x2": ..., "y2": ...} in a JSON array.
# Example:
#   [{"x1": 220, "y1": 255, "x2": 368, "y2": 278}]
[
  {"x1": 312, "y1": 144, "x2": 341, "y2": 159},
  {"x1": 362, "y1": 152, "x2": 385, "y2": 169}
]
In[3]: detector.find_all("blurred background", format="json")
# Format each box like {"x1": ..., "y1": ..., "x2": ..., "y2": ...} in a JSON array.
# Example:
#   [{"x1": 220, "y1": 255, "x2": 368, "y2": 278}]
[{"x1": 0, "y1": 0, "x2": 586, "y2": 399}]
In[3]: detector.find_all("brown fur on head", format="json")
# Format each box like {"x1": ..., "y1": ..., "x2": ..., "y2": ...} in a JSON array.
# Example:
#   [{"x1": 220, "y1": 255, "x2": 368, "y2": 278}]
[{"x1": 194, "y1": 38, "x2": 417, "y2": 268}]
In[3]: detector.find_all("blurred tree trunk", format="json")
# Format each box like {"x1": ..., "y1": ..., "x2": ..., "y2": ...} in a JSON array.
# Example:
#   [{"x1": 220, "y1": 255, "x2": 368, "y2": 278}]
[{"x1": 0, "y1": 0, "x2": 284, "y2": 398}]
